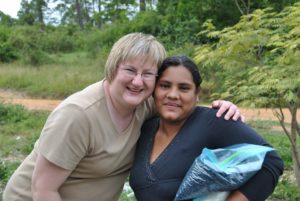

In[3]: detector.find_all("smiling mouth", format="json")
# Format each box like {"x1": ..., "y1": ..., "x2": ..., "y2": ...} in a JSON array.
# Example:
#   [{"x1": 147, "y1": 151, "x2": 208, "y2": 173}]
[
  {"x1": 127, "y1": 87, "x2": 143, "y2": 94},
  {"x1": 165, "y1": 102, "x2": 180, "y2": 107}
]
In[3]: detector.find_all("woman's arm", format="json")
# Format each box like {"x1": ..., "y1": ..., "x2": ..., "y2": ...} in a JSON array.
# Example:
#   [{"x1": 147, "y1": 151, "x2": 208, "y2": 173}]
[
  {"x1": 210, "y1": 114, "x2": 284, "y2": 201},
  {"x1": 32, "y1": 153, "x2": 72, "y2": 201},
  {"x1": 226, "y1": 191, "x2": 249, "y2": 201}
]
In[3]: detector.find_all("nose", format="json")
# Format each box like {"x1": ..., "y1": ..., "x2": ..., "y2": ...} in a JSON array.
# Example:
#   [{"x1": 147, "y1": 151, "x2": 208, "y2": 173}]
[
  {"x1": 131, "y1": 74, "x2": 144, "y2": 86},
  {"x1": 167, "y1": 87, "x2": 179, "y2": 99}
]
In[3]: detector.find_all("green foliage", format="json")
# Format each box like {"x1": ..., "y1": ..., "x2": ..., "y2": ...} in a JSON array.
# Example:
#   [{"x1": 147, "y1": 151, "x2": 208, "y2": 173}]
[
  {"x1": 0, "y1": 104, "x2": 29, "y2": 124},
  {"x1": 130, "y1": 11, "x2": 163, "y2": 37},
  {"x1": 0, "y1": 25, "x2": 87, "y2": 65},
  {"x1": 0, "y1": 26, "x2": 18, "y2": 62},
  {"x1": 0, "y1": 52, "x2": 103, "y2": 98},
  {"x1": 195, "y1": 2, "x2": 300, "y2": 188},
  {"x1": 0, "y1": 103, "x2": 48, "y2": 158},
  {"x1": 0, "y1": 11, "x2": 16, "y2": 26},
  {"x1": 0, "y1": 160, "x2": 21, "y2": 183},
  {"x1": 194, "y1": 3, "x2": 300, "y2": 108},
  {"x1": 1, "y1": 0, "x2": 297, "y2": 66},
  {"x1": 40, "y1": 27, "x2": 80, "y2": 53},
  {"x1": 251, "y1": 120, "x2": 300, "y2": 200},
  {"x1": 272, "y1": 174, "x2": 300, "y2": 201}
]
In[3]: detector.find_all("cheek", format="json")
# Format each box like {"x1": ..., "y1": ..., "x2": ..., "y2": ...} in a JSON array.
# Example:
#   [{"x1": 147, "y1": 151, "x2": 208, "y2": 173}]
[
  {"x1": 147, "y1": 81, "x2": 156, "y2": 93},
  {"x1": 185, "y1": 94, "x2": 198, "y2": 105}
]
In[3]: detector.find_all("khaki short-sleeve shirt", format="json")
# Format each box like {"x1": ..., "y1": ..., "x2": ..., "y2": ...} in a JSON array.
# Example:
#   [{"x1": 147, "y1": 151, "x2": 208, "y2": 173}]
[{"x1": 3, "y1": 80, "x2": 155, "y2": 201}]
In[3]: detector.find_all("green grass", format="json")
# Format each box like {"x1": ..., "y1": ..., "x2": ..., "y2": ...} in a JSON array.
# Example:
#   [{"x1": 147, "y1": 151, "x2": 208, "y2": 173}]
[
  {"x1": 0, "y1": 52, "x2": 105, "y2": 99},
  {"x1": 0, "y1": 103, "x2": 299, "y2": 200},
  {"x1": 0, "y1": 104, "x2": 49, "y2": 158}
]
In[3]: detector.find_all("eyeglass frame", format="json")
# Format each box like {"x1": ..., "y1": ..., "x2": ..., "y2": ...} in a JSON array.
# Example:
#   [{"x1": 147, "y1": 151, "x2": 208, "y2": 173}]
[{"x1": 119, "y1": 65, "x2": 158, "y2": 81}]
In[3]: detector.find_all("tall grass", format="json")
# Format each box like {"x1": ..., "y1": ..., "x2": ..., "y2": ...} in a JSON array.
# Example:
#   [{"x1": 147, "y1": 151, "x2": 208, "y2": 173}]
[{"x1": 0, "y1": 52, "x2": 106, "y2": 98}]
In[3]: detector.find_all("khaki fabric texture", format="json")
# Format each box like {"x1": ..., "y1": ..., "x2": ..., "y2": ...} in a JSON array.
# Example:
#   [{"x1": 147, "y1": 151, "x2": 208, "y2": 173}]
[{"x1": 3, "y1": 80, "x2": 155, "y2": 201}]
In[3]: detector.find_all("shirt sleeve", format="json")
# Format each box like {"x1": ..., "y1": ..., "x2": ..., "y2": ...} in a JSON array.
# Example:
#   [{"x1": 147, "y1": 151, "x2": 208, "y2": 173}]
[
  {"x1": 206, "y1": 109, "x2": 284, "y2": 201},
  {"x1": 238, "y1": 151, "x2": 284, "y2": 201},
  {"x1": 37, "y1": 104, "x2": 90, "y2": 170}
]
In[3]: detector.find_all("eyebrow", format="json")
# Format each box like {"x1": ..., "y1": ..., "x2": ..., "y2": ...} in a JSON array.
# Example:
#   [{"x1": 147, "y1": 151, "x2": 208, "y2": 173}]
[
  {"x1": 159, "y1": 79, "x2": 193, "y2": 85},
  {"x1": 122, "y1": 64, "x2": 156, "y2": 72},
  {"x1": 122, "y1": 64, "x2": 135, "y2": 68}
]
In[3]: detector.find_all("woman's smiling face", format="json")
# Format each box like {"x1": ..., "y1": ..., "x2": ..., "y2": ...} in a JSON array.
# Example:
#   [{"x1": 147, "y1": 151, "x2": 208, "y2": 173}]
[
  {"x1": 109, "y1": 57, "x2": 157, "y2": 109},
  {"x1": 154, "y1": 65, "x2": 199, "y2": 123}
]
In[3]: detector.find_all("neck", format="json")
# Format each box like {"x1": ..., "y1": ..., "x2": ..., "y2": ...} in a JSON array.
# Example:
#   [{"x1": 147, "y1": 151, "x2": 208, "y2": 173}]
[{"x1": 158, "y1": 119, "x2": 185, "y2": 137}]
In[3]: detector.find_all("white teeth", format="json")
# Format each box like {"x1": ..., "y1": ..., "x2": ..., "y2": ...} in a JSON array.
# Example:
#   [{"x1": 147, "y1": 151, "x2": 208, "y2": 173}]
[{"x1": 128, "y1": 87, "x2": 142, "y2": 92}]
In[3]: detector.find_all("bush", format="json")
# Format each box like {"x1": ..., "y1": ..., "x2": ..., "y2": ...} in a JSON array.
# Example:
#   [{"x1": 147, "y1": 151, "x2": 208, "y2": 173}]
[
  {"x1": 0, "y1": 26, "x2": 18, "y2": 62},
  {"x1": 0, "y1": 160, "x2": 20, "y2": 183},
  {"x1": 0, "y1": 104, "x2": 29, "y2": 124}
]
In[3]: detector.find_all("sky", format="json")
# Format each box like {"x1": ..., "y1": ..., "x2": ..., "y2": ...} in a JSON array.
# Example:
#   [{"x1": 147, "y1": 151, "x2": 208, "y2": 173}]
[{"x1": 0, "y1": 0, "x2": 21, "y2": 18}]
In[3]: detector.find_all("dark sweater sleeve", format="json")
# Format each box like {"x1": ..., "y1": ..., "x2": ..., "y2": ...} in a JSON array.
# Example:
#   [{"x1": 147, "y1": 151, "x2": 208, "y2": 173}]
[
  {"x1": 205, "y1": 108, "x2": 284, "y2": 201},
  {"x1": 238, "y1": 151, "x2": 284, "y2": 201}
]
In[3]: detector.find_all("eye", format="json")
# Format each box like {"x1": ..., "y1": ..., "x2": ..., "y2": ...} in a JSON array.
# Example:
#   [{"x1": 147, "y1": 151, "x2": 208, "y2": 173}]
[
  {"x1": 142, "y1": 72, "x2": 155, "y2": 78},
  {"x1": 159, "y1": 83, "x2": 170, "y2": 89},
  {"x1": 124, "y1": 68, "x2": 136, "y2": 75},
  {"x1": 179, "y1": 85, "x2": 191, "y2": 92}
]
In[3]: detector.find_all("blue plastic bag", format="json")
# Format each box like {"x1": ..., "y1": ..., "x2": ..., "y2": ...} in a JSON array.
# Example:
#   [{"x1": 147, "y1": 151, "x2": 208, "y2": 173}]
[{"x1": 174, "y1": 143, "x2": 274, "y2": 201}]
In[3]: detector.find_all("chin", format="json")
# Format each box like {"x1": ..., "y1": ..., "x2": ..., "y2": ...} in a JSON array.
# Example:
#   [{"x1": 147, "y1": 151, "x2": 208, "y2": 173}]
[
  {"x1": 125, "y1": 98, "x2": 145, "y2": 107},
  {"x1": 125, "y1": 94, "x2": 149, "y2": 105},
  {"x1": 163, "y1": 115, "x2": 180, "y2": 121}
]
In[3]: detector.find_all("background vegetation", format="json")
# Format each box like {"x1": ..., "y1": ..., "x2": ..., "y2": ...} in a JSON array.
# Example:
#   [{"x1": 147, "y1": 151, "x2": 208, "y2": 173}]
[{"x1": 0, "y1": 0, "x2": 299, "y2": 200}]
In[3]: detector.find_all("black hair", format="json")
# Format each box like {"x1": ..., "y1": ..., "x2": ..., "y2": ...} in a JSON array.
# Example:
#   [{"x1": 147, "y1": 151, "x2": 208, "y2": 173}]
[{"x1": 157, "y1": 55, "x2": 202, "y2": 92}]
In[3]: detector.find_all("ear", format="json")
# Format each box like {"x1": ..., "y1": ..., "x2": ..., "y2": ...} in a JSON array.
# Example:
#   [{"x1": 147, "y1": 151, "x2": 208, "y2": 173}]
[{"x1": 196, "y1": 88, "x2": 200, "y2": 103}]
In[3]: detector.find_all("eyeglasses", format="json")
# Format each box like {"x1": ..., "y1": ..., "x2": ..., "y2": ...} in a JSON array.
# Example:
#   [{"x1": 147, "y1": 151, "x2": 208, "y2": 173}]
[{"x1": 120, "y1": 66, "x2": 157, "y2": 81}]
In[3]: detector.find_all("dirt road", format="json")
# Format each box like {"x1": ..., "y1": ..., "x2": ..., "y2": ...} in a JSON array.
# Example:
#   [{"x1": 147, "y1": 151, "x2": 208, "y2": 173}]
[{"x1": 0, "y1": 89, "x2": 298, "y2": 122}]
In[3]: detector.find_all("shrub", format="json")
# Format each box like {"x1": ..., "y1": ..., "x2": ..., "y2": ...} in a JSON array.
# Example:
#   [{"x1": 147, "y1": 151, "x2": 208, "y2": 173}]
[
  {"x1": 0, "y1": 26, "x2": 18, "y2": 62},
  {"x1": 0, "y1": 160, "x2": 20, "y2": 183}
]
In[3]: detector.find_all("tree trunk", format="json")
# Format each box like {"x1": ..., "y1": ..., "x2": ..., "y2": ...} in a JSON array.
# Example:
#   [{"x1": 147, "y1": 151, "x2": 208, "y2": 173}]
[
  {"x1": 292, "y1": 150, "x2": 300, "y2": 186},
  {"x1": 234, "y1": 0, "x2": 251, "y2": 15},
  {"x1": 97, "y1": 0, "x2": 102, "y2": 29},
  {"x1": 36, "y1": 0, "x2": 45, "y2": 29},
  {"x1": 275, "y1": 105, "x2": 300, "y2": 187},
  {"x1": 140, "y1": 0, "x2": 146, "y2": 12},
  {"x1": 76, "y1": 0, "x2": 84, "y2": 30},
  {"x1": 290, "y1": 103, "x2": 300, "y2": 186}
]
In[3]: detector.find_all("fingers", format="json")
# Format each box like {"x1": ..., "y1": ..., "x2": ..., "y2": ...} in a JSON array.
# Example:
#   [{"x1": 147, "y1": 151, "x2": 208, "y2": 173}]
[
  {"x1": 240, "y1": 115, "x2": 246, "y2": 123},
  {"x1": 213, "y1": 100, "x2": 243, "y2": 121},
  {"x1": 230, "y1": 107, "x2": 240, "y2": 121},
  {"x1": 214, "y1": 100, "x2": 231, "y2": 118},
  {"x1": 211, "y1": 100, "x2": 221, "y2": 109},
  {"x1": 224, "y1": 104, "x2": 238, "y2": 120}
]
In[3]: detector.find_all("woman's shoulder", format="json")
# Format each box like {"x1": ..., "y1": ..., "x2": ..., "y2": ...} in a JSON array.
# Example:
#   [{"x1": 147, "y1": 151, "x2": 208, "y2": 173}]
[
  {"x1": 142, "y1": 115, "x2": 160, "y2": 129},
  {"x1": 192, "y1": 106, "x2": 218, "y2": 119}
]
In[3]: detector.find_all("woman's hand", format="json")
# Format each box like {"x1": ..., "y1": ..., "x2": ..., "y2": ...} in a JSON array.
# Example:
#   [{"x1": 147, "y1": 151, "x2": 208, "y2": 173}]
[{"x1": 212, "y1": 100, "x2": 245, "y2": 122}]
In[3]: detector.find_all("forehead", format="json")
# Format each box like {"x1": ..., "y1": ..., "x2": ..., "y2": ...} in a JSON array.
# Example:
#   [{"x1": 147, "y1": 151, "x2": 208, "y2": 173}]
[
  {"x1": 159, "y1": 66, "x2": 194, "y2": 84},
  {"x1": 122, "y1": 57, "x2": 158, "y2": 70}
]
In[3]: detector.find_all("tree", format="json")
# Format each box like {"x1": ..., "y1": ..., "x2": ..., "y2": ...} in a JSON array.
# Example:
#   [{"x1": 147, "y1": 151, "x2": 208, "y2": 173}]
[
  {"x1": 36, "y1": 0, "x2": 47, "y2": 26},
  {"x1": 18, "y1": 0, "x2": 36, "y2": 25},
  {"x1": 0, "y1": 12, "x2": 16, "y2": 26},
  {"x1": 234, "y1": 0, "x2": 251, "y2": 15},
  {"x1": 17, "y1": 0, "x2": 48, "y2": 27},
  {"x1": 75, "y1": 0, "x2": 84, "y2": 30},
  {"x1": 194, "y1": 3, "x2": 300, "y2": 186},
  {"x1": 139, "y1": 0, "x2": 145, "y2": 11}
]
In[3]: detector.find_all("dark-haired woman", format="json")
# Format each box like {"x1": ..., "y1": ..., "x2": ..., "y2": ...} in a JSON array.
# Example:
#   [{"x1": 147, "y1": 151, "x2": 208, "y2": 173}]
[{"x1": 130, "y1": 55, "x2": 283, "y2": 201}]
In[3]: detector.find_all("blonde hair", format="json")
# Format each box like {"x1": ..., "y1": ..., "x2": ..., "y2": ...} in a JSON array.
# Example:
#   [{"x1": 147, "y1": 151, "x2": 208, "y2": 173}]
[{"x1": 104, "y1": 32, "x2": 167, "y2": 82}]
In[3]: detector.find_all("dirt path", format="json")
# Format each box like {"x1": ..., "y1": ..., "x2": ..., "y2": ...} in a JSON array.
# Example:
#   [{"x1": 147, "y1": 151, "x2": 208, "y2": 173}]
[
  {"x1": 0, "y1": 89, "x2": 61, "y2": 111},
  {"x1": 0, "y1": 89, "x2": 298, "y2": 122}
]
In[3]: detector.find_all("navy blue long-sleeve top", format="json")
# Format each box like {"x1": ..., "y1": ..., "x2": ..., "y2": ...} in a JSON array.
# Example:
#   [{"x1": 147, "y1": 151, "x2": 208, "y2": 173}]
[{"x1": 129, "y1": 107, "x2": 284, "y2": 201}]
